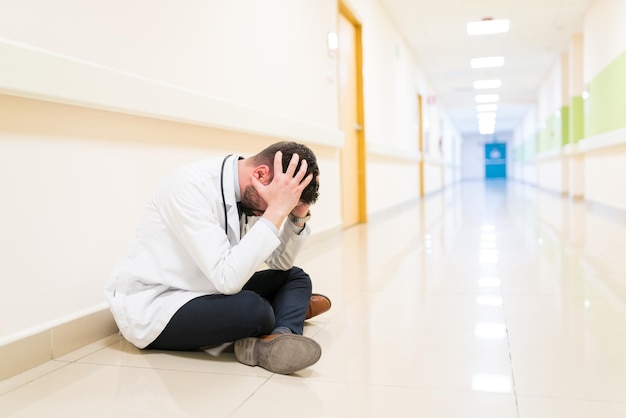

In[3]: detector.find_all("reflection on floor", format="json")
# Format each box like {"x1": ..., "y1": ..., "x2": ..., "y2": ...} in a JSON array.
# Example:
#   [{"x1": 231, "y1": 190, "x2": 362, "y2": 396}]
[{"x1": 2, "y1": 181, "x2": 626, "y2": 417}]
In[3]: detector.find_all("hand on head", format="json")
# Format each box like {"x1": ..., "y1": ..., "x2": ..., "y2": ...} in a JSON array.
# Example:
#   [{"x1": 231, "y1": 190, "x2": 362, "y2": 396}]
[{"x1": 251, "y1": 151, "x2": 313, "y2": 228}]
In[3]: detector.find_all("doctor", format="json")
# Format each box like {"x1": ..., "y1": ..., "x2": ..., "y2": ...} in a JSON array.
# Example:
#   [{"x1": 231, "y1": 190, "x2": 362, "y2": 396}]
[{"x1": 105, "y1": 141, "x2": 330, "y2": 375}]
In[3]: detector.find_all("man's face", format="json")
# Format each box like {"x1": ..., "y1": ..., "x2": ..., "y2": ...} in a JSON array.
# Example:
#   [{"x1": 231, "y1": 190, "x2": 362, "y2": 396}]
[{"x1": 239, "y1": 184, "x2": 267, "y2": 217}]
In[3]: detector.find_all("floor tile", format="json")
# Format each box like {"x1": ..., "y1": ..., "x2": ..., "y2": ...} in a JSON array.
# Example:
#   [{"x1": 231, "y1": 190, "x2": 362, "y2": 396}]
[
  {"x1": 509, "y1": 327, "x2": 626, "y2": 401},
  {"x1": 518, "y1": 396, "x2": 626, "y2": 418},
  {"x1": 309, "y1": 317, "x2": 514, "y2": 392},
  {"x1": 0, "y1": 360, "x2": 68, "y2": 396},
  {"x1": 232, "y1": 378, "x2": 518, "y2": 418},
  {"x1": 76, "y1": 338, "x2": 273, "y2": 378},
  {"x1": 0, "y1": 362, "x2": 266, "y2": 418}
]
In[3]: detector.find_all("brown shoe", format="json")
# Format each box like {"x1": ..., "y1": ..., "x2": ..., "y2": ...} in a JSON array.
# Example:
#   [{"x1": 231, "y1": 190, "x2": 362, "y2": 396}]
[
  {"x1": 306, "y1": 293, "x2": 331, "y2": 320},
  {"x1": 234, "y1": 334, "x2": 321, "y2": 375}
]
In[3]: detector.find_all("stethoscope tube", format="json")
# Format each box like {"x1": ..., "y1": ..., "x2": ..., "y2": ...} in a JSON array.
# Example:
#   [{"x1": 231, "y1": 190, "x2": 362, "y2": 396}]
[{"x1": 220, "y1": 155, "x2": 232, "y2": 235}]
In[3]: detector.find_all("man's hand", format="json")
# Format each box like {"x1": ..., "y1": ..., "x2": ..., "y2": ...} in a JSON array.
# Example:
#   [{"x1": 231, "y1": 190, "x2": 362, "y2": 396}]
[{"x1": 251, "y1": 151, "x2": 313, "y2": 228}]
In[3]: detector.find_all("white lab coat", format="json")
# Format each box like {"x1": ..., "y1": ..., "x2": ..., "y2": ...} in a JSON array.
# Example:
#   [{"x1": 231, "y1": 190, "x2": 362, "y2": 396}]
[{"x1": 105, "y1": 155, "x2": 310, "y2": 348}]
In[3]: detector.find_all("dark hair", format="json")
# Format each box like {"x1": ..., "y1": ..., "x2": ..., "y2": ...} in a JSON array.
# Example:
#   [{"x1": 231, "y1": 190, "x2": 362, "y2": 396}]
[{"x1": 250, "y1": 141, "x2": 320, "y2": 204}]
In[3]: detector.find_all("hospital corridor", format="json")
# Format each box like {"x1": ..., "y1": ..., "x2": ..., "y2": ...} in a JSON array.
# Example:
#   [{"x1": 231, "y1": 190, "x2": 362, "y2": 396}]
[
  {"x1": 2, "y1": 180, "x2": 626, "y2": 417},
  {"x1": 2, "y1": 0, "x2": 626, "y2": 417}
]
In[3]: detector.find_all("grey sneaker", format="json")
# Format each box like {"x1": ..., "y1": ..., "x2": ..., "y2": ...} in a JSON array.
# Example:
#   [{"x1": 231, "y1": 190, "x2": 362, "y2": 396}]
[{"x1": 234, "y1": 334, "x2": 322, "y2": 374}]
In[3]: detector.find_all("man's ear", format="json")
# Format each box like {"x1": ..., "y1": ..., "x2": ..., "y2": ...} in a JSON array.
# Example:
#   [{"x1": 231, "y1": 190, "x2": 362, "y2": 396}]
[{"x1": 253, "y1": 165, "x2": 271, "y2": 185}]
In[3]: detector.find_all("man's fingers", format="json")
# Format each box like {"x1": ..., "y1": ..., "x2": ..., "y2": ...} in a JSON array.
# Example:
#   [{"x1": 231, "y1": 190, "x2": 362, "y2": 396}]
[
  {"x1": 272, "y1": 151, "x2": 310, "y2": 185},
  {"x1": 273, "y1": 151, "x2": 284, "y2": 175},
  {"x1": 294, "y1": 158, "x2": 308, "y2": 183},
  {"x1": 283, "y1": 152, "x2": 300, "y2": 177},
  {"x1": 299, "y1": 173, "x2": 313, "y2": 189}
]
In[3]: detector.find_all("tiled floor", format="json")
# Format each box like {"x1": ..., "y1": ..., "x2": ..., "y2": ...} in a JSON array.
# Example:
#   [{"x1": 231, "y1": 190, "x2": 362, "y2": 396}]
[{"x1": 2, "y1": 180, "x2": 626, "y2": 417}]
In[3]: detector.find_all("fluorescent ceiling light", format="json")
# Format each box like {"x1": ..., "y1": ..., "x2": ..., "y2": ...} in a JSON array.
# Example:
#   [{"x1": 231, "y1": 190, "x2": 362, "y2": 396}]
[
  {"x1": 475, "y1": 94, "x2": 500, "y2": 103},
  {"x1": 477, "y1": 112, "x2": 497, "y2": 120},
  {"x1": 477, "y1": 104, "x2": 498, "y2": 112},
  {"x1": 467, "y1": 19, "x2": 510, "y2": 36},
  {"x1": 474, "y1": 79, "x2": 502, "y2": 89},
  {"x1": 471, "y1": 56, "x2": 504, "y2": 69},
  {"x1": 479, "y1": 120, "x2": 496, "y2": 134}
]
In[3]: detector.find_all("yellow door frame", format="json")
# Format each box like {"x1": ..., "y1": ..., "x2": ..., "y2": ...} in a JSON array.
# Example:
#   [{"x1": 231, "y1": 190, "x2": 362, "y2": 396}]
[{"x1": 339, "y1": 1, "x2": 367, "y2": 223}]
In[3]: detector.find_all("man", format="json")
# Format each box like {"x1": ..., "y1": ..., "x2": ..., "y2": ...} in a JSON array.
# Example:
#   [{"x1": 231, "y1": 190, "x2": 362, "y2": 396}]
[{"x1": 105, "y1": 141, "x2": 330, "y2": 375}]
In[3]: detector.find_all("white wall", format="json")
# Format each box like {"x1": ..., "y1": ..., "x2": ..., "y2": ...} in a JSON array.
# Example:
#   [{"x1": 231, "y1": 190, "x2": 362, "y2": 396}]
[
  {"x1": 511, "y1": 0, "x2": 626, "y2": 210},
  {"x1": 511, "y1": 102, "x2": 538, "y2": 184},
  {"x1": 536, "y1": 158, "x2": 567, "y2": 193},
  {"x1": 580, "y1": 0, "x2": 626, "y2": 211},
  {"x1": 584, "y1": 144, "x2": 626, "y2": 210},
  {"x1": 0, "y1": 0, "x2": 345, "y2": 344},
  {"x1": 583, "y1": 0, "x2": 626, "y2": 81},
  {"x1": 345, "y1": 0, "x2": 460, "y2": 213},
  {"x1": 0, "y1": 0, "x2": 339, "y2": 128},
  {"x1": 537, "y1": 60, "x2": 562, "y2": 124},
  {"x1": 461, "y1": 134, "x2": 486, "y2": 180}
]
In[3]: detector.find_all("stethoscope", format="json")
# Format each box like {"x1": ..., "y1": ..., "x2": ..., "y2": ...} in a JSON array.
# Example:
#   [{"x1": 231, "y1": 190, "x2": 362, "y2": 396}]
[{"x1": 220, "y1": 155, "x2": 232, "y2": 235}]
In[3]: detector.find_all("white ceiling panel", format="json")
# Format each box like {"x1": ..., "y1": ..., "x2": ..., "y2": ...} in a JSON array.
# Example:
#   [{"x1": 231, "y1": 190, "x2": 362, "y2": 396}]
[{"x1": 380, "y1": 0, "x2": 595, "y2": 135}]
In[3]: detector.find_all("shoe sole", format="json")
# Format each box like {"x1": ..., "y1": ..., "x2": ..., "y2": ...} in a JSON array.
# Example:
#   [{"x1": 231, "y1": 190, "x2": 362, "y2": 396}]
[{"x1": 234, "y1": 335, "x2": 321, "y2": 375}]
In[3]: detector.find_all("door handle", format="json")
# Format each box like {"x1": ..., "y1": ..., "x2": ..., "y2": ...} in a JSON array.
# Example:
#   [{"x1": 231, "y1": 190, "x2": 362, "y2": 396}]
[{"x1": 354, "y1": 123, "x2": 363, "y2": 131}]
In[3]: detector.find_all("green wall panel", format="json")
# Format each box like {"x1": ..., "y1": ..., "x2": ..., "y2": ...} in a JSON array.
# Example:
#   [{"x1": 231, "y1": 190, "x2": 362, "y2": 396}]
[
  {"x1": 569, "y1": 96, "x2": 584, "y2": 144},
  {"x1": 561, "y1": 106, "x2": 570, "y2": 146},
  {"x1": 585, "y1": 51, "x2": 626, "y2": 137}
]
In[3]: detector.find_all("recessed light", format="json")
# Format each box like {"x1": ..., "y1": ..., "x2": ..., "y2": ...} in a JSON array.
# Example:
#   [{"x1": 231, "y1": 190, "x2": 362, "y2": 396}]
[
  {"x1": 467, "y1": 19, "x2": 510, "y2": 36},
  {"x1": 475, "y1": 94, "x2": 500, "y2": 103},
  {"x1": 477, "y1": 112, "x2": 497, "y2": 120},
  {"x1": 474, "y1": 79, "x2": 502, "y2": 89},
  {"x1": 479, "y1": 119, "x2": 496, "y2": 134},
  {"x1": 477, "y1": 104, "x2": 498, "y2": 112},
  {"x1": 471, "y1": 56, "x2": 504, "y2": 68},
  {"x1": 479, "y1": 120, "x2": 496, "y2": 130}
]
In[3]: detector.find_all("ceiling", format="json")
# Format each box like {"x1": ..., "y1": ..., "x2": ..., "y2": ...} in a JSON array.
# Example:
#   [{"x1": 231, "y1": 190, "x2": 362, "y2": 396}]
[{"x1": 378, "y1": 0, "x2": 596, "y2": 137}]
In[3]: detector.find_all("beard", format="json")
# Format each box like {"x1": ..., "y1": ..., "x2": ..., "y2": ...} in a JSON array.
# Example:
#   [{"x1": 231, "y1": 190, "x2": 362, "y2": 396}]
[{"x1": 239, "y1": 185, "x2": 265, "y2": 217}]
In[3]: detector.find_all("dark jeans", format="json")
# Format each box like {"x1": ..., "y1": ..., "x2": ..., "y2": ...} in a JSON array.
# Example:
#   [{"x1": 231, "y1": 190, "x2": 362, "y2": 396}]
[{"x1": 146, "y1": 267, "x2": 312, "y2": 351}]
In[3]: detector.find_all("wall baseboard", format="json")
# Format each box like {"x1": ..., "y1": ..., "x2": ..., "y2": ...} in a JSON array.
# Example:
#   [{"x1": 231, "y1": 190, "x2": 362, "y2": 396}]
[{"x1": 0, "y1": 309, "x2": 118, "y2": 381}]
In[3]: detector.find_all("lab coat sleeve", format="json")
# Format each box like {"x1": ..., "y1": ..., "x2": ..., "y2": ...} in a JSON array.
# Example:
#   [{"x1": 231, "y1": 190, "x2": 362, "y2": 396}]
[
  {"x1": 264, "y1": 220, "x2": 311, "y2": 270},
  {"x1": 155, "y1": 178, "x2": 281, "y2": 295}
]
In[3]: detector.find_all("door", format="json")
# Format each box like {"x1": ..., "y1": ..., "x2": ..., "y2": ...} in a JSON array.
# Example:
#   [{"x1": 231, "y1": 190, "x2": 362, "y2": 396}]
[
  {"x1": 485, "y1": 143, "x2": 507, "y2": 179},
  {"x1": 338, "y1": 4, "x2": 366, "y2": 227}
]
